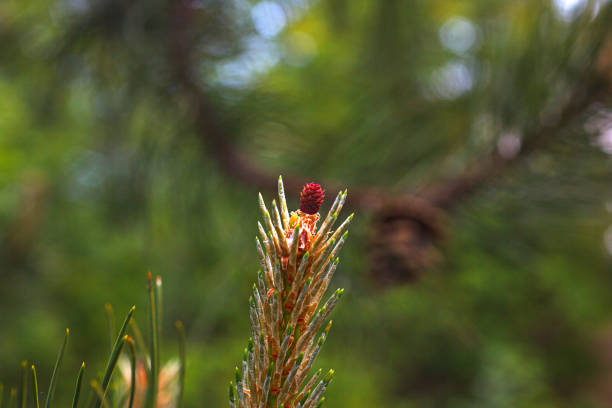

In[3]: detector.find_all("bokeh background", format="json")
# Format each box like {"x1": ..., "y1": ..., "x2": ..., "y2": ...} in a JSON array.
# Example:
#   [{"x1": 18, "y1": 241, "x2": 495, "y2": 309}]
[{"x1": 3, "y1": 0, "x2": 612, "y2": 406}]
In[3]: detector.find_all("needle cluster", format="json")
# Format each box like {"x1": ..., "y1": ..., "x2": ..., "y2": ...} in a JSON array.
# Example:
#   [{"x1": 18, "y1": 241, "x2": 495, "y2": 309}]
[{"x1": 230, "y1": 177, "x2": 353, "y2": 408}]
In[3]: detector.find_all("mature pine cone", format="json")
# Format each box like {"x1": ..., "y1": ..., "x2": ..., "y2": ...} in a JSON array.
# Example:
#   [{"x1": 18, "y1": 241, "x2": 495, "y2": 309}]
[{"x1": 369, "y1": 201, "x2": 446, "y2": 286}]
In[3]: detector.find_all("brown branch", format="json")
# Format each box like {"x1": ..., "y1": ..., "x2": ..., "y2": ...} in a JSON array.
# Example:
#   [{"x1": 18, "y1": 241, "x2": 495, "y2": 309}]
[
  {"x1": 167, "y1": 0, "x2": 427, "y2": 212},
  {"x1": 168, "y1": 0, "x2": 608, "y2": 283},
  {"x1": 169, "y1": 2, "x2": 277, "y2": 190},
  {"x1": 169, "y1": 0, "x2": 603, "y2": 215},
  {"x1": 424, "y1": 81, "x2": 604, "y2": 208}
]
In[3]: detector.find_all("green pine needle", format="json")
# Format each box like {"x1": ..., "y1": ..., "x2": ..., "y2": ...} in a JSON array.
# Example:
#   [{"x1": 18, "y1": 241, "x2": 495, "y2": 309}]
[
  {"x1": 126, "y1": 337, "x2": 137, "y2": 408},
  {"x1": 93, "y1": 305, "x2": 134, "y2": 408},
  {"x1": 30, "y1": 366, "x2": 39, "y2": 408},
  {"x1": 71, "y1": 362, "x2": 85, "y2": 408},
  {"x1": 44, "y1": 328, "x2": 69, "y2": 408},
  {"x1": 145, "y1": 272, "x2": 159, "y2": 408},
  {"x1": 90, "y1": 381, "x2": 110, "y2": 408}
]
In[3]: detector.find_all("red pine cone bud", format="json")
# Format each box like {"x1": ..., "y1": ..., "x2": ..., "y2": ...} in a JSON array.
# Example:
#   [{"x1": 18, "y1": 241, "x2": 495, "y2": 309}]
[{"x1": 300, "y1": 182, "x2": 324, "y2": 214}]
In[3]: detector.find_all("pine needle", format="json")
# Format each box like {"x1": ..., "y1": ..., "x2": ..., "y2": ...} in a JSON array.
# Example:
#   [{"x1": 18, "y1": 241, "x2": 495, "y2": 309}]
[
  {"x1": 44, "y1": 328, "x2": 69, "y2": 408},
  {"x1": 71, "y1": 362, "x2": 85, "y2": 408}
]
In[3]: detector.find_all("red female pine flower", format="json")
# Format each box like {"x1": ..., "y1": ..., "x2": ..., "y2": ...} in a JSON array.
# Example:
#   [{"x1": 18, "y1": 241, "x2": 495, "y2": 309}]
[{"x1": 299, "y1": 183, "x2": 325, "y2": 214}]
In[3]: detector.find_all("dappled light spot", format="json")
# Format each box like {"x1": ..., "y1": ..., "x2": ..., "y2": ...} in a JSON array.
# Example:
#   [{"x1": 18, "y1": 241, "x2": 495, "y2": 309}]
[
  {"x1": 596, "y1": 128, "x2": 612, "y2": 155},
  {"x1": 427, "y1": 61, "x2": 474, "y2": 100},
  {"x1": 497, "y1": 131, "x2": 522, "y2": 160},
  {"x1": 439, "y1": 17, "x2": 478, "y2": 55},
  {"x1": 552, "y1": 0, "x2": 588, "y2": 21},
  {"x1": 215, "y1": 36, "x2": 280, "y2": 87},
  {"x1": 251, "y1": 1, "x2": 286, "y2": 39},
  {"x1": 585, "y1": 108, "x2": 612, "y2": 155}
]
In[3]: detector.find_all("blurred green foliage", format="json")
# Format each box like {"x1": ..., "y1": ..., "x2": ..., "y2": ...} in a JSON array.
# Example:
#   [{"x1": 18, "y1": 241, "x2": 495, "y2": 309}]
[{"x1": 1, "y1": 0, "x2": 612, "y2": 407}]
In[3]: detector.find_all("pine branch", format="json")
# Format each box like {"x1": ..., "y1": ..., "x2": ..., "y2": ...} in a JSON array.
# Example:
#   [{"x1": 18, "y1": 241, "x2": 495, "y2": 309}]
[{"x1": 232, "y1": 178, "x2": 350, "y2": 408}]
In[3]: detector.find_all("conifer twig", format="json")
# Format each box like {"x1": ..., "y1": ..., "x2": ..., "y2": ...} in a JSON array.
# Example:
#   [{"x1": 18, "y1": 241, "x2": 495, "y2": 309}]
[{"x1": 233, "y1": 178, "x2": 351, "y2": 408}]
